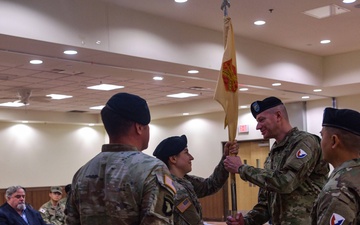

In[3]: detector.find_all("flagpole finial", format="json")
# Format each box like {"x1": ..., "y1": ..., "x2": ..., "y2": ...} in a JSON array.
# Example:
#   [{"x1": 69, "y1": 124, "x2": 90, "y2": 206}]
[{"x1": 221, "y1": 0, "x2": 230, "y2": 17}]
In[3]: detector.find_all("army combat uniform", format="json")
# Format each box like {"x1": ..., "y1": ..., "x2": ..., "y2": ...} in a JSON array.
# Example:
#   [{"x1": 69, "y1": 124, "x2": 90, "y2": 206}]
[
  {"x1": 238, "y1": 128, "x2": 329, "y2": 225},
  {"x1": 66, "y1": 144, "x2": 176, "y2": 225},
  {"x1": 311, "y1": 158, "x2": 360, "y2": 225},
  {"x1": 39, "y1": 201, "x2": 66, "y2": 225},
  {"x1": 172, "y1": 156, "x2": 229, "y2": 225}
]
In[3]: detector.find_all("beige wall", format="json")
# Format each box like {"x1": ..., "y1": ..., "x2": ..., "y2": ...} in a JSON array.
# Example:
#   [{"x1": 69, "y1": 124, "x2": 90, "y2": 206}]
[{"x1": 2, "y1": 95, "x2": 359, "y2": 188}]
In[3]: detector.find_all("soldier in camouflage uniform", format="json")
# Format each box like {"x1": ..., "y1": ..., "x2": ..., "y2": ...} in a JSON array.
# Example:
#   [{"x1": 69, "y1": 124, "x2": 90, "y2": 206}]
[
  {"x1": 224, "y1": 96, "x2": 329, "y2": 225},
  {"x1": 153, "y1": 135, "x2": 238, "y2": 225},
  {"x1": 65, "y1": 93, "x2": 176, "y2": 225},
  {"x1": 39, "y1": 186, "x2": 66, "y2": 225},
  {"x1": 311, "y1": 107, "x2": 360, "y2": 225}
]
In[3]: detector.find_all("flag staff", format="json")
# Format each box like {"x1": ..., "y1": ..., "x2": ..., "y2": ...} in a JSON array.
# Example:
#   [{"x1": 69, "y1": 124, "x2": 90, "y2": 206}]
[
  {"x1": 221, "y1": 0, "x2": 230, "y2": 17},
  {"x1": 217, "y1": 0, "x2": 238, "y2": 217}
]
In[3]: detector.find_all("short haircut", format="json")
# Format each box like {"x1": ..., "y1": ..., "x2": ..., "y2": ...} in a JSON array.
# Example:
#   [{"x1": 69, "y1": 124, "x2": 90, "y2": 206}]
[
  {"x1": 326, "y1": 127, "x2": 360, "y2": 153},
  {"x1": 101, "y1": 106, "x2": 134, "y2": 137}
]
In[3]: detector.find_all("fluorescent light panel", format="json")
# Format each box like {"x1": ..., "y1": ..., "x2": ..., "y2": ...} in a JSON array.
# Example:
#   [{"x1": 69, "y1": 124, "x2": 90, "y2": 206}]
[
  {"x1": 46, "y1": 94, "x2": 73, "y2": 100},
  {"x1": 30, "y1": 60, "x2": 43, "y2": 64},
  {"x1": 153, "y1": 76, "x2": 163, "y2": 80},
  {"x1": 0, "y1": 102, "x2": 25, "y2": 107},
  {"x1": 303, "y1": 4, "x2": 350, "y2": 19},
  {"x1": 87, "y1": 84, "x2": 124, "y2": 91},
  {"x1": 64, "y1": 50, "x2": 78, "y2": 55},
  {"x1": 89, "y1": 105, "x2": 105, "y2": 110},
  {"x1": 167, "y1": 93, "x2": 198, "y2": 98}
]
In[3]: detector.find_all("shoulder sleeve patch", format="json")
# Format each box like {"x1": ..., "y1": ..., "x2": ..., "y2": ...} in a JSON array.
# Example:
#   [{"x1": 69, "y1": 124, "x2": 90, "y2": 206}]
[
  {"x1": 39, "y1": 208, "x2": 46, "y2": 213},
  {"x1": 330, "y1": 213, "x2": 345, "y2": 225},
  {"x1": 296, "y1": 149, "x2": 307, "y2": 159},
  {"x1": 176, "y1": 198, "x2": 192, "y2": 213},
  {"x1": 164, "y1": 174, "x2": 176, "y2": 194}
]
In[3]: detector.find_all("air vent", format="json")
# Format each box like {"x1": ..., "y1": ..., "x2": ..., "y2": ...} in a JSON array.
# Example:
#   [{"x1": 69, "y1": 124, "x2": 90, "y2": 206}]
[
  {"x1": 189, "y1": 86, "x2": 211, "y2": 91},
  {"x1": 67, "y1": 110, "x2": 88, "y2": 113},
  {"x1": 51, "y1": 69, "x2": 83, "y2": 75}
]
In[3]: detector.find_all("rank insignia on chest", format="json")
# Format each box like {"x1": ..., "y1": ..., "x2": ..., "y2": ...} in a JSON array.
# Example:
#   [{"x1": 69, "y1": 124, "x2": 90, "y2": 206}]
[
  {"x1": 176, "y1": 198, "x2": 192, "y2": 213},
  {"x1": 296, "y1": 149, "x2": 307, "y2": 159}
]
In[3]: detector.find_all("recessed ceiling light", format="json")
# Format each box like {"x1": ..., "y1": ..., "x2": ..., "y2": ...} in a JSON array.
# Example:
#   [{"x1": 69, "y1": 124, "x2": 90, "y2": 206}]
[
  {"x1": 88, "y1": 123, "x2": 95, "y2": 126},
  {"x1": 87, "y1": 84, "x2": 124, "y2": 91},
  {"x1": 239, "y1": 105, "x2": 248, "y2": 109},
  {"x1": 30, "y1": 59, "x2": 43, "y2": 64},
  {"x1": 272, "y1": 83, "x2": 282, "y2": 86},
  {"x1": 313, "y1": 89, "x2": 322, "y2": 92},
  {"x1": 153, "y1": 76, "x2": 163, "y2": 81},
  {"x1": 239, "y1": 88, "x2": 249, "y2": 91},
  {"x1": 0, "y1": 102, "x2": 25, "y2": 107},
  {"x1": 22, "y1": 121, "x2": 29, "y2": 123},
  {"x1": 167, "y1": 93, "x2": 198, "y2": 98},
  {"x1": 64, "y1": 50, "x2": 78, "y2": 55},
  {"x1": 320, "y1": 40, "x2": 331, "y2": 44},
  {"x1": 343, "y1": 0, "x2": 356, "y2": 3},
  {"x1": 254, "y1": 20, "x2": 266, "y2": 25},
  {"x1": 302, "y1": 96, "x2": 310, "y2": 99},
  {"x1": 89, "y1": 105, "x2": 105, "y2": 110},
  {"x1": 175, "y1": 0, "x2": 187, "y2": 3},
  {"x1": 183, "y1": 113, "x2": 190, "y2": 116},
  {"x1": 188, "y1": 70, "x2": 199, "y2": 74},
  {"x1": 46, "y1": 94, "x2": 73, "y2": 100}
]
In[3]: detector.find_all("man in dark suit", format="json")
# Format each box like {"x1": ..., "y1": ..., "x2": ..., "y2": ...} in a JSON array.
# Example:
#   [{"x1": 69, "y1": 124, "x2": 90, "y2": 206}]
[{"x1": 0, "y1": 185, "x2": 48, "y2": 225}]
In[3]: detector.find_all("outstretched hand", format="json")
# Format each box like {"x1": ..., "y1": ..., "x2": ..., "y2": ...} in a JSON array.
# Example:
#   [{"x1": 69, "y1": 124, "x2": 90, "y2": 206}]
[
  {"x1": 224, "y1": 155, "x2": 243, "y2": 174},
  {"x1": 226, "y1": 212, "x2": 244, "y2": 225},
  {"x1": 224, "y1": 140, "x2": 238, "y2": 156}
]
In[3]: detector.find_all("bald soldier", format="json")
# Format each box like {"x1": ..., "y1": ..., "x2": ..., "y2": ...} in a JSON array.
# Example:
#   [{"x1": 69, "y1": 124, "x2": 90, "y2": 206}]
[
  {"x1": 66, "y1": 93, "x2": 176, "y2": 225},
  {"x1": 311, "y1": 107, "x2": 360, "y2": 225}
]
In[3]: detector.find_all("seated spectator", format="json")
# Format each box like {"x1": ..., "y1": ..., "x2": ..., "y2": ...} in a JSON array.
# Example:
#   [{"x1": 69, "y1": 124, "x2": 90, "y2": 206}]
[
  {"x1": 39, "y1": 186, "x2": 66, "y2": 225},
  {"x1": 0, "y1": 185, "x2": 48, "y2": 225}
]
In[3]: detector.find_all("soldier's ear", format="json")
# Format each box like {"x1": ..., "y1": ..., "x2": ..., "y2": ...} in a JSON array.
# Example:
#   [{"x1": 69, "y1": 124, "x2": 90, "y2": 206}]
[
  {"x1": 331, "y1": 134, "x2": 340, "y2": 148},
  {"x1": 169, "y1": 155, "x2": 177, "y2": 164}
]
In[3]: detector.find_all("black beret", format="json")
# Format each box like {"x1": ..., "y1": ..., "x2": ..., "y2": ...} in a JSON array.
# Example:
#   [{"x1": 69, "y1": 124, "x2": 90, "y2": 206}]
[
  {"x1": 322, "y1": 107, "x2": 360, "y2": 136},
  {"x1": 64, "y1": 184, "x2": 71, "y2": 194},
  {"x1": 251, "y1": 96, "x2": 283, "y2": 118},
  {"x1": 153, "y1": 135, "x2": 187, "y2": 162},
  {"x1": 104, "y1": 93, "x2": 150, "y2": 125}
]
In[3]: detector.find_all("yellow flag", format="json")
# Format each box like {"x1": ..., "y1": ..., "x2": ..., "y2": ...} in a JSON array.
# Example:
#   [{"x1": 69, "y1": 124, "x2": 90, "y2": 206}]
[{"x1": 214, "y1": 16, "x2": 238, "y2": 141}]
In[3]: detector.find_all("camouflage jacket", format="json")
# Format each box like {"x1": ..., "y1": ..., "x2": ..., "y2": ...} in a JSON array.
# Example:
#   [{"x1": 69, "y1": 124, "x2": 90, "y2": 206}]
[
  {"x1": 39, "y1": 200, "x2": 66, "y2": 225},
  {"x1": 239, "y1": 128, "x2": 330, "y2": 225},
  {"x1": 173, "y1": 156, "x2": 229, "y2": 225},
  {"x1": 66, "y1": 144, "x2": 176, "y2": 225},
  {"x1": 311, "y1": 158, "x2": 360, "y2": 225}
]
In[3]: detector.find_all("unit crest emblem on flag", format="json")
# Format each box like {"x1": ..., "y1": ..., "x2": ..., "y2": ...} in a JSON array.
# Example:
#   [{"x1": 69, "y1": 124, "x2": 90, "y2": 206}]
[{"x1": 222, "y1": 59, "x2": 237, "y2": 92}]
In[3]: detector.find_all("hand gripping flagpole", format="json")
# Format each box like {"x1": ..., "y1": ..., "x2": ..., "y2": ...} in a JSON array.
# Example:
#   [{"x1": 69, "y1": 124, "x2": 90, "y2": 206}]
[{"x1": 217, "y1": 0, "x2": 238, "y2": 217}]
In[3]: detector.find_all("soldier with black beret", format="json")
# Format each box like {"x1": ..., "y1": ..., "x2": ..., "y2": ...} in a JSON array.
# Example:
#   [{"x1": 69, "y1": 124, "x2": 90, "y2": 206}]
[
  {"x1": 66, "y1": 92, "x2": 176, "y2": 225},
  {"x1": 224, "y1": 96, "x2": 329, "y2": 225},
  {"x1": 153, "y1": 135, "x2": 238, "y2": 225},
  {"x1": 311, "y1": 107, "x2": 360, "y2": 225}
]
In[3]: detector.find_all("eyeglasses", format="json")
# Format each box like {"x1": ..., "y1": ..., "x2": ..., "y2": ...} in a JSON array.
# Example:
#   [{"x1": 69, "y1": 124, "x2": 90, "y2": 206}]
[{"x1": 12, "y1": 195, "x2": 25, "y2": 199}]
